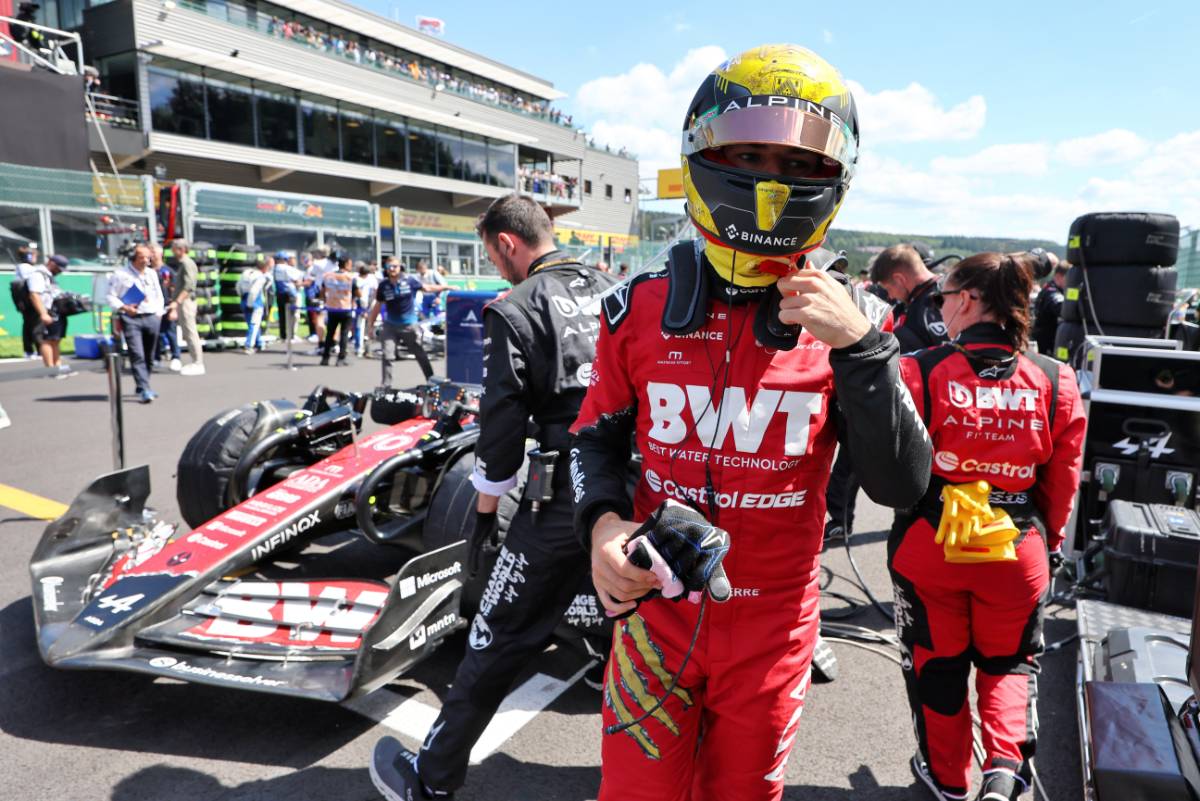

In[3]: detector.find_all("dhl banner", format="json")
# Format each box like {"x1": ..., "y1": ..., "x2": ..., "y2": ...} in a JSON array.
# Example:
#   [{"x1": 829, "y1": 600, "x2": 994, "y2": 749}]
[{"x1": 657, "y1": 168, "x2": 684, "y2": 200}]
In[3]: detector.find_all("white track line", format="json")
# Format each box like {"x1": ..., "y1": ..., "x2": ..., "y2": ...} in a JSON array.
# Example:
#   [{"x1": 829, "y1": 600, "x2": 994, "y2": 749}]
[{"x1": 347, "y1": 662, "x2": 590, "y2": 763}]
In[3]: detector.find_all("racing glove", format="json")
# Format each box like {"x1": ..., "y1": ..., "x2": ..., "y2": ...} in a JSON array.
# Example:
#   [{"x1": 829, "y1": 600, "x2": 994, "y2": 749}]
[
  {"x1": 1048, "y1": 548, "x2": 1065, "y2": 576},
  {"x1": 468, "y1": 511, "x2": 498, "y2": 578},
  {"x1": 627, "y1": 500, "x2": 732, "y2": 603}
]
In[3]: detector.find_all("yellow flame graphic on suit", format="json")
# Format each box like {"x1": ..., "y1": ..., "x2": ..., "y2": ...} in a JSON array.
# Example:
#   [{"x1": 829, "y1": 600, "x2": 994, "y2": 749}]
[{"x1": 604, "y1": 614, "x2": 693, "y2": 760}]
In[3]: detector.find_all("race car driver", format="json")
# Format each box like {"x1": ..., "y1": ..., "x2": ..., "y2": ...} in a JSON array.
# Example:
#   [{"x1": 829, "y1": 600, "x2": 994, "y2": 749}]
[
  {"x1": 569, "y1": 44, "x2": 933, "y2": 800},
  {"x1": 371, "y1": 194, "x2": 619, "y2": 799},
  {"x1": 871, "y1": 243, "x2": 950, "y2": 353},
  {"x1": 891, "y1": 253, "x2": 1085, "y2": 801}
]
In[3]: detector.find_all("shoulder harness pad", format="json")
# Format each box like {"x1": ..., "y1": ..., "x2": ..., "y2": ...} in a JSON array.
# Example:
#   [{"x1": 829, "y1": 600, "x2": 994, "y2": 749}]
[
  {"x1": 1024, "y1": 351, "x2": 1061, "y2": 431},
  {"x1": 662, "y1": 240, "x2": 709, "y2": 335}
]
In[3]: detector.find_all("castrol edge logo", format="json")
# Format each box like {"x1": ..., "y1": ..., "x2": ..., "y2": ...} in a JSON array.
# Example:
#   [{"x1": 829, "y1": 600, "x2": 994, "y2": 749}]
[{"x1": 934, "y1": 450, "x2": 1034, "y2": 479}]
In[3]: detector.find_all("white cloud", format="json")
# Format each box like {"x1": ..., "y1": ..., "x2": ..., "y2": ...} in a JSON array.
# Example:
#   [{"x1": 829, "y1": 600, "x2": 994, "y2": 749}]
[
  {"x1": 847, "y1": 80, "x2": 986, "y2": 143},
  {"x1": 1054, "y1": 129, "x2": 1148, "y2": 167},
  {"x1": 839, "y1": 127, "x2": 1200, "y2": 239},
  {"x1": 574, "y1": 48, "x2": 991, "y2": 180},
  {"x1": 575, "y1": 46, "x2": 726, "y2": 178},
  {"x1": 673, "y1": 21, "x2": 691, "y2": 32},
  {"x1": 931, "y1": 143, "x2": 1050, "y2": 177},
  {"x1": 822, "y1": 29, "x2": 834, "y2": 44}
]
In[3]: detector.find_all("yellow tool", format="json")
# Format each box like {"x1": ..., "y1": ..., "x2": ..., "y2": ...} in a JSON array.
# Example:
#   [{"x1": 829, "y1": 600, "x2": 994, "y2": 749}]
[{"x1": 935, "y1": 480, "x2": 1021, "y2": 564}]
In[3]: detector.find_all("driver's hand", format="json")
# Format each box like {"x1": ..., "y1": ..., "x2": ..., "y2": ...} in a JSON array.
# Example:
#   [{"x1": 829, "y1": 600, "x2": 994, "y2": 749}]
[
  {"x1": 776, "y1": 267, "x2": 871, "y2": 348},
  {"x1": 591, "y1": 512, "x2": 659, "y2": 616}
]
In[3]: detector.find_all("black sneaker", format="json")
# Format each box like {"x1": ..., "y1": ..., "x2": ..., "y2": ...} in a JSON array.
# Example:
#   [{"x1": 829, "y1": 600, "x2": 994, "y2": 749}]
[
  {"x1": 370, "y1": 736, "x2": 447, "y2": 801},
  {"x1": 910, "y1": 753, "x2": 964, "y2": 801},
  {"x1": 977, "y1": 771, "x2": 1021, "y2": 801},
  {"x1": 582, "y1": 660, "x2": 605, "y2": 692},
  {"x1": 824, "y1": 520, "x2": 846, "y2": 543}
]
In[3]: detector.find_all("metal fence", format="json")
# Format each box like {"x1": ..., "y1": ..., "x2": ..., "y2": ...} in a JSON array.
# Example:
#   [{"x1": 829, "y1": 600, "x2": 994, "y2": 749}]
[{"x1": 0, "y1": 162, "x2": 150, "y2": 213}]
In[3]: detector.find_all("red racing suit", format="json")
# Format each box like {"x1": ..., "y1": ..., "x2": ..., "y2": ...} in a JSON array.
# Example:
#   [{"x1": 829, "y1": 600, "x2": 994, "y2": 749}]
[
  {"x1": 890, "y1": 322, "x2": 1086, "y2": 797},
  {"x1": 569, "y1": 246, "x2": 932, "y2": 800}
]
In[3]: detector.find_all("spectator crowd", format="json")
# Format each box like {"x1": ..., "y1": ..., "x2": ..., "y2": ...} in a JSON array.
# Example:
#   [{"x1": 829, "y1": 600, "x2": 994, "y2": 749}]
[
  {"x1": 517, "y1": 167, "x2": 577, "y2": 200},
  {"x1": 261, "y1": 15, "x2": 573, "y2": 126}
]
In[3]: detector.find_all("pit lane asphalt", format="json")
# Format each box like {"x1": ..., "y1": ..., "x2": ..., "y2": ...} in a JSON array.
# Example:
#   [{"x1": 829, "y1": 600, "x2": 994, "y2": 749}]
[{"x1": 0, "y1": 350, "x2": 1082, "y2": 801}]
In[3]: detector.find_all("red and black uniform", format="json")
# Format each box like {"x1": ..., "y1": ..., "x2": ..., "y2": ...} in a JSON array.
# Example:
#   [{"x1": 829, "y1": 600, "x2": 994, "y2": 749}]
[
  {"x1": 890, "y1": 322, "x2": 1086, "y2": 798},
  {"x1": 570, "y1": 246, "x2": 931, "y2": 800}
]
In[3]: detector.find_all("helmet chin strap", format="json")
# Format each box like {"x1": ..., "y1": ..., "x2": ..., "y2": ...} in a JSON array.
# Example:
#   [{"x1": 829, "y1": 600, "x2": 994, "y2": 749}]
[{"x1": 702, "y1": 239, "x2": 805, "y2": 286}]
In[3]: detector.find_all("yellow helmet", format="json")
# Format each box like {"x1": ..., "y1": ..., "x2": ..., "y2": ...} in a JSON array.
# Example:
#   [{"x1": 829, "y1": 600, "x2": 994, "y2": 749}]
[{"x1": 681, "y1": 44, "x2": 859, "y2": 260}]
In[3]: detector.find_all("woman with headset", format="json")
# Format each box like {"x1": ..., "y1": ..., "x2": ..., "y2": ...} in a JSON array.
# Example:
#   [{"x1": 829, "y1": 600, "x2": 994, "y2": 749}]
[{"x1": 891, "y1": 253, "x2": 1086, "y2": 801}]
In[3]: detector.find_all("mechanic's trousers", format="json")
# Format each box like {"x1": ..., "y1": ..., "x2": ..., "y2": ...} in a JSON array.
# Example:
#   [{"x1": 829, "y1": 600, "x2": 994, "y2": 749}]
[
  {"x1": 419, "y1": 484, "x2": 589, "y2": 792},
  {"x1": 119, "y1": 312, "x2": 161, "y2": 393},
  {"x1": 824, "y1": 445, "x2": 860, "y2": 532},
  {"x1": 380, "y1": 322, "x2": 434, "y2": 383},
  {"x1": 888, "y1": 516, "x2": 1048, "y2": 798},
  {"x1": 599, "y1": 566, "x2": 822, "y2": 801}
]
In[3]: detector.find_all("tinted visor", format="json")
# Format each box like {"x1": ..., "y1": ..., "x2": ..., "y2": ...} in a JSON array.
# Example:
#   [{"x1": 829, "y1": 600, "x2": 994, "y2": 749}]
[{"x1": 683, "y1": 97, "x2": 857, "y2": 179}]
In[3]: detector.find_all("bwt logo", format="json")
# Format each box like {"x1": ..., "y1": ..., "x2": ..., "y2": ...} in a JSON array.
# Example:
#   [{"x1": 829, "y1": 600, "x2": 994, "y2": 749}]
[
  {"x1": 947, "y1": 380, "x2": 1037, "y2": 411},
  {"x1": 647, "y1": 382, "x2": 822, "y2": 455}
]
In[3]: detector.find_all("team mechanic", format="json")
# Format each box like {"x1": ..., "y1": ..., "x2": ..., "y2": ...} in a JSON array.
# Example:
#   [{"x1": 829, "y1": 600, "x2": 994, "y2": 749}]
[
  {"x1": 569, "y1": 45, "x2": 933, "y2": 799},
  {"x1": 891, "y1": 253, "x2": 1085, "y2": 801},
  {"x1": 371, "y1": 195, "x2": 619, "y2": 799}
]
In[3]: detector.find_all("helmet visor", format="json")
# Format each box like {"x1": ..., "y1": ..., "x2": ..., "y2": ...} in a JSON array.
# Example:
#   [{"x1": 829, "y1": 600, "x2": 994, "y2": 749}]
[{"x1": 683, "y1": 98, "x2": 857, "y2": 179}]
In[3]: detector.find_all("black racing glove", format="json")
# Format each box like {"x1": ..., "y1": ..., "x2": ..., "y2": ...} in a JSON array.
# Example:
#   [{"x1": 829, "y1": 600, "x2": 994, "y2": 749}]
[
  {"x1": 1048, "y1": 548, "x2": 1065, "y2": 577},
  {"x1": 468, "y1": 511, "x2": 498, "y2": 578},
  {"x1": 628, "y1": 500, "x2": 732, "y2": 602}
]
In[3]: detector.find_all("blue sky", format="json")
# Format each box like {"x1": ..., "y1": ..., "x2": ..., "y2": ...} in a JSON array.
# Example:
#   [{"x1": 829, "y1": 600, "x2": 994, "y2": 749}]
[{"x1": 359, "y1": 1, "x2": 1200, "y2": 241}]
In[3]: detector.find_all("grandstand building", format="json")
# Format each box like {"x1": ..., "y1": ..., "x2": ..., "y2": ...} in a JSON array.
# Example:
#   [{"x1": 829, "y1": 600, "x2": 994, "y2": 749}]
[{"x1": 13, "y1": 0, "x2": 640, "y2": 274}]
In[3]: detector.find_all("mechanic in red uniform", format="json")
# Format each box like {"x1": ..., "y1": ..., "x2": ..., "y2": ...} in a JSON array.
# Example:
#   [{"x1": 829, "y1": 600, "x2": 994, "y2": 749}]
[
  {"x1": 569, "y1": 44, "x2": 932, "y2": 800},
  {"x1": 891, "y1": 252, "x2": 1086, "y2": 801}
]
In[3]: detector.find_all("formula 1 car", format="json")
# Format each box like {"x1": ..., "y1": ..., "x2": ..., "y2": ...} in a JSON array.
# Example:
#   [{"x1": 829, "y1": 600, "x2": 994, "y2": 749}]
[{"x1": 29, "y1": 380, "x2": 609, "y2": 702}]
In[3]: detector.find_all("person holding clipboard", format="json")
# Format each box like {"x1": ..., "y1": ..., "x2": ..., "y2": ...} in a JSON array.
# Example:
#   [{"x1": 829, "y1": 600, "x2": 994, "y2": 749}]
[{"x1": 106, "y1": 244, "x2": 166, "y2": 403}]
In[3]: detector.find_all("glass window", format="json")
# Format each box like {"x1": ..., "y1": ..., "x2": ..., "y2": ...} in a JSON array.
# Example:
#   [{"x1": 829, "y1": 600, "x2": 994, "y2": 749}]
[
  {"x1": 257, "y1": 87, "x2": 297, "y2": 152},
  {"x1": 0, "y1": 205, "x2": 44, "y2": 256},
  {"x1": 340, "y1": 107, "x2": 374, "y2": 165},
  {"x1": 583, "y1": 179, "x2": 592, "y2": 196},
  {"x1": 487, "y1": 141, "x2": 515, "y2": 188},
  {"x1": 301, "y1": 99, "x2": 339, "y2": 160},
  {"x1": 399, "y1": 237, "x2": 432, "y2": 272},
  {"x1": 205, "y1": 74, "x2": 255, "y2": 146},
  {"x1": 460, "y1": 133, "x2": 488, "y2": 184},
  {"x1": 624, "y1": 188, "x2": 632, "y2": 204},
  {"x1": 325, "y1": 233, "x2": 376, "y2": 264},
  {"x1": 50, "y1": 210, "x2": 137, "y2": 264},
  {"x1": 193, "y1": 221, "x2": 248, "y2": 248},
  {"x1": 437, "y1": 128, "x2": 462, "y2": 180},
  {"x1": 148, "y1": 68, "x2": 206, "y2": 138},
  {"x1": 436, "y1": 241, "x2": 476, "y2": 275},
  {"x1": 376, "y1": 116, "x2": 407, "y2": 171},
  {"x1": 408, "y1": 124, "x2": 438, "y2": 176},
  {"x1": 96, "y1": 52, "x2": 138, "y2": 102},
  {"x1": 254, "y1": 227, "x2": 318, "y2": 256},
  {"x1": 605, "y1": 184, "x2": 613, "y2": 200}
]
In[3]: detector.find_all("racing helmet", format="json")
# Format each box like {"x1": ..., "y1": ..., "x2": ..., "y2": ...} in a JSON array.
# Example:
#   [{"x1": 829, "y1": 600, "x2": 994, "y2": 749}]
[{"x1": 681, "y1": 44, "x2": 859, "y2": 259}]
